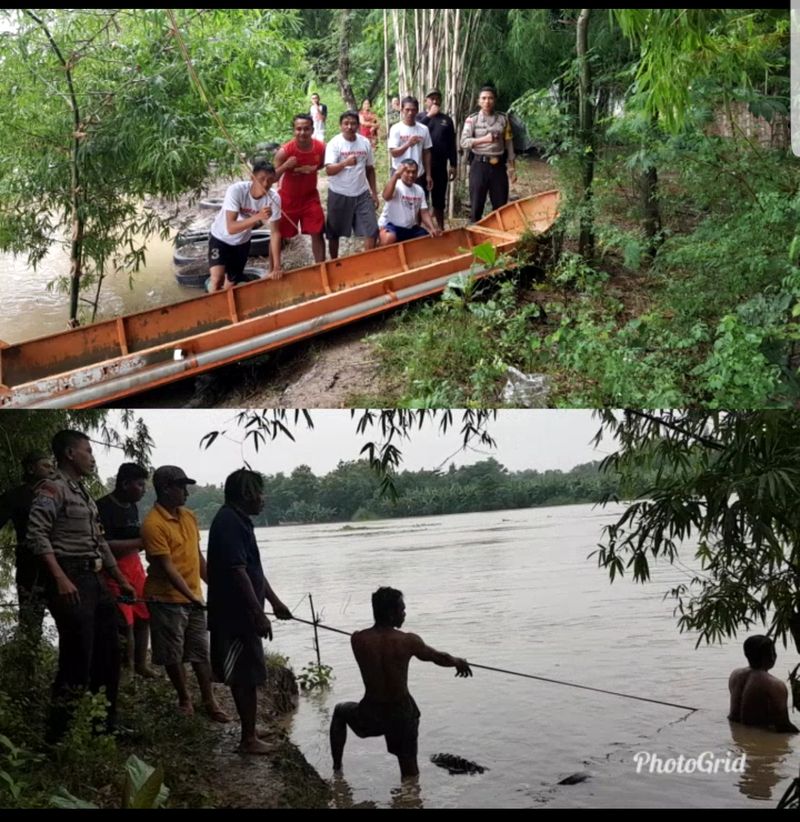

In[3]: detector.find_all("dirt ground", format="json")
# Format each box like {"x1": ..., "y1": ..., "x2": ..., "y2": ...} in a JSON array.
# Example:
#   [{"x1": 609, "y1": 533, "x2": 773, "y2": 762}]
[
  {"x1": 191, "y1": 666, "x2": 333, "y2": 809},
  {"x1": 137, "y1": 154, "x2": 557, "y2": 409}
]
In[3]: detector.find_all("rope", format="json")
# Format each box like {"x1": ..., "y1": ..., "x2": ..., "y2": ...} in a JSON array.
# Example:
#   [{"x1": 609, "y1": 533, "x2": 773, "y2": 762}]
[
  {"x1": 165, "y1": 9, "x2": 300, "y2": 234},
  {"x1": 0, "y1": 597, "x2": 700, "y2": 712},
  {"x1": 466, "y1": 662, "x2": 698, "y2": 713},
  {"x1": 271, "y1": 611, "x2": 700, "y2": 713},
  {"x1": 165, "y1": 8, "x2": 250, "y2": 176}
]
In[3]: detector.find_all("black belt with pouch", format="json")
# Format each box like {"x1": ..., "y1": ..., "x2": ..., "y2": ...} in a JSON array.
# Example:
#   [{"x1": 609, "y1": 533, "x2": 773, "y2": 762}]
[
  {"x1": 472, "y1": 154, "x2": 505, "y2": 166},
  {"x1": 58, "y1": 555, "x2": 103, "y2": 573}
]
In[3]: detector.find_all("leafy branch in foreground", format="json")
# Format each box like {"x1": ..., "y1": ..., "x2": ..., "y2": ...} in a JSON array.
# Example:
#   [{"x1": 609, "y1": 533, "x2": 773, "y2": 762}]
[{"x1": 593, "y1": 410, "x2": 800, "y2": 650}]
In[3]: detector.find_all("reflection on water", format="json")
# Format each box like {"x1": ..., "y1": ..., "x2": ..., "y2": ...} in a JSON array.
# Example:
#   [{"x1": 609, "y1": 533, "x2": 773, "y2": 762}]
[
  {"x1": 730, "y1": 722, "x2": 794, "y2": 800},
  {"x1": 390, "y1": 779, "x2": 424, "y2": 809}
]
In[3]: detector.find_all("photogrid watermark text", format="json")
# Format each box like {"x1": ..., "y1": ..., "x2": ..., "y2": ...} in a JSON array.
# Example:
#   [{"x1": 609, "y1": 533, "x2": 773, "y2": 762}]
[{"x1": 633, "y1": 750, "x2": 746, "y2": 775}]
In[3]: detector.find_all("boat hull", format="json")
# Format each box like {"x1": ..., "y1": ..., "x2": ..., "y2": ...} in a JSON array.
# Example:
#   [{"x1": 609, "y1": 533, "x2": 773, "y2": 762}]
[{"x1": 0, "y1": 191, "x2": 559, "y2": 408}]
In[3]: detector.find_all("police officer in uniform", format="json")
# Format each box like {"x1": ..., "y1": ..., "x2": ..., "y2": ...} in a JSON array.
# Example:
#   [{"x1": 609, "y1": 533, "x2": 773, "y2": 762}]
[
  {"x1": 27, "y1": 429, "x2": 135, "y2": 743},
  {"x1": 460, "y1": 85, "x2": 517, "y2": 223}
]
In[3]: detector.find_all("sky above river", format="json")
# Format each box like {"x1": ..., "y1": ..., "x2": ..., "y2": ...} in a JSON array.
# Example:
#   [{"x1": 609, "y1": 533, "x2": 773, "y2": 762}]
[{"x1": 92, "y1": 409, "x2": 611, "y2": 484}]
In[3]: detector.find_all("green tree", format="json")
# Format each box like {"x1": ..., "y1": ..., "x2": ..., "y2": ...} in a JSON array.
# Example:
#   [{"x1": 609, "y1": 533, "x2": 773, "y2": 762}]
[{"x1": 0, "y1": 9, "x2": 306, "y2": 326}]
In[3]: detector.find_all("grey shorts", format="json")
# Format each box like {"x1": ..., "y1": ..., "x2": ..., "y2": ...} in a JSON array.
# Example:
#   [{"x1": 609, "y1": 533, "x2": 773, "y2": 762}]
[
  {"x1": 148, "y1": 602, "x2": 209, "y2": 667},
  {"x1": 326, "y1": 190, "x2": 379, "y2": 240}
]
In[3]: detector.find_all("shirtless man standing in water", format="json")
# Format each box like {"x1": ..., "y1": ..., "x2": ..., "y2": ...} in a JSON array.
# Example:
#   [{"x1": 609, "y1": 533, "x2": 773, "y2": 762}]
[
  {"x1": 330, "y1": 587, "x2": 472, "y2": 779},
  {"x1": 728, "y1": 635, "x2": 799, "y2": 733}
]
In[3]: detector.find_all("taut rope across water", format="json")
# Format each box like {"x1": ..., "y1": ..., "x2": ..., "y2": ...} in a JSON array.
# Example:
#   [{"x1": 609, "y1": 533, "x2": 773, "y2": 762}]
[{"x1": 0, "y1": 597, "x2": 700, "y2": 713}]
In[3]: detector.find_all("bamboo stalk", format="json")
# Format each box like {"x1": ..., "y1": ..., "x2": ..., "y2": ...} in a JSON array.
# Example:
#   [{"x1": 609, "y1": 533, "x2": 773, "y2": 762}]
[{"x1": 309, "y1": 593, "x2": 322, "y2": 669}]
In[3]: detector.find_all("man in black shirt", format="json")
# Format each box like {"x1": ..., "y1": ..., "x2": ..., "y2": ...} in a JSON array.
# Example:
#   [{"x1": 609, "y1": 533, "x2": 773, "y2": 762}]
[
  {"x1": 416, "y1": 89, "x2": 458, "y2": 230},
  {"x1": 207, "y1": 469, "x2": 292, "y2": 754},
  {"x1": 96, "y1": 463, "x2": 157, "y2": 678},
  {"x1": 0, "y1": 450, "x2": 54, "y2": 643}
]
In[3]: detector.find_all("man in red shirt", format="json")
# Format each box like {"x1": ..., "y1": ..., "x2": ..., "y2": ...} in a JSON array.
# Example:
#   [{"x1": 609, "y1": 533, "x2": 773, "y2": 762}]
[{"x1": 274, "y1": 114, "x2": 327, "y2": 263}]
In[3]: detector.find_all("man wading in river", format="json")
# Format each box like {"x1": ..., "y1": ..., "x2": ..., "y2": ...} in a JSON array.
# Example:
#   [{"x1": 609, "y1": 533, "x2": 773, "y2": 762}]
[
  {"x1": 330, "y1": 587, "x2": 472, "y2": 779},
  {"x1": 728, "y1": 635, "x2": 799, "y2": 733}
]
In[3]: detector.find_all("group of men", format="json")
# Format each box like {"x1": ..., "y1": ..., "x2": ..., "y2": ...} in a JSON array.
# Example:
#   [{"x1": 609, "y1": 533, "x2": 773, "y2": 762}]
[
  {"x1": 207, "y1": 85, "x2": 517, "y2": 292},
  {"x1": 0, "y1": 429, "x2": 474, "y2": 779},
  {"x1": 10, "y1": 435, "x2": 796, "y2": 781}
]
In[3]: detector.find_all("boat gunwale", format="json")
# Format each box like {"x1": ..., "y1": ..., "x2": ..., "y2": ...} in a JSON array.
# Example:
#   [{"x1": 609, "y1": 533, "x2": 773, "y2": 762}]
[{"x1": 0, "y1": 191, "x2": 559, "y2": 400}]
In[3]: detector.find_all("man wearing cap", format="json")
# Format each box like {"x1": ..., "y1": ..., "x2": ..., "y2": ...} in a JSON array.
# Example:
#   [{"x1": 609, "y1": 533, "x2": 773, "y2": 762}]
[
  {"x1": 460, "y1": 85, "x2": 517, "y2": 223},
  {"x1": 416, "y1": 89, "x2": 458, "y2": 230},
  {"x1": 27, "y1": 429, "x2": 136, "y2": 743},
  {"x1": 142, "y1": 465, "x2": 231, "y2": 722}
]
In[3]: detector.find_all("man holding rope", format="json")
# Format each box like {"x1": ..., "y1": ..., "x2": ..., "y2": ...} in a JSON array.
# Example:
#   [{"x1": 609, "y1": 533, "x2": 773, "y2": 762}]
[
  {"x1": 330, "y1": 587, "x2": 471, "y2": 780},
  {"x1": 142, "y1": 465, "x2": 231, "y2": 723},
  {"x1": 207, "y1": 469, "x2": 292, "y2": 754}
]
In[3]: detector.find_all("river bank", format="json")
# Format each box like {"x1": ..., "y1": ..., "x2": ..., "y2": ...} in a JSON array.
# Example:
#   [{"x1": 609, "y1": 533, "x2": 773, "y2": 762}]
[{"x1": 0, "y1": 627, "x2": 332, "y2": 809}]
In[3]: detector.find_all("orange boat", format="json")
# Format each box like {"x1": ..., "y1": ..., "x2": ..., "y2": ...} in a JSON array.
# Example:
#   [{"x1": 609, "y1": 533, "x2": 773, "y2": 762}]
[{"x1": 0, "y1": 191, "x2": 559, "y2": 408}]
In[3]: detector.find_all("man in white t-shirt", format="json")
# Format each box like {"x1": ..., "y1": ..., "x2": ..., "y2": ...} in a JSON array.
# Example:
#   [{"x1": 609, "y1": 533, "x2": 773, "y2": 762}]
[
  {"x1": 324, "y1": 110, "x2": 380, "y2": 260},
  {"x1": 208, "y1": 160, "x2": 283, "y2": 291},
  {"x1": 379, "y1": 159, "x2": 442, "y2": 246},
  {"x1": 388, "y1": 96, "x2": 433, "y2": 192}
]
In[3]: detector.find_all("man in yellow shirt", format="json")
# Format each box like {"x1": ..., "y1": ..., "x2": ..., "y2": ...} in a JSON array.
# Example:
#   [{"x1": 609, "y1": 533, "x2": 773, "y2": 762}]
[{"x1": 142, "y1": 465, "x2": 231, "y2": 722}]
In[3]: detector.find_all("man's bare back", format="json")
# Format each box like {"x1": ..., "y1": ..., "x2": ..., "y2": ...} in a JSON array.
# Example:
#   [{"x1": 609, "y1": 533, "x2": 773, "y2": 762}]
[
  {"x1": 729, "y1": 667, "x2": 796, "y2": 731},
  {"x1": 331, "y1": 588, "x2": 471, "y2": 778},
  {"x1": 351, "y1": 627, "x2": 426, "y2": 703},
  {"x1": 728, "y1": 636, "x2": 798, "y2": 734}
]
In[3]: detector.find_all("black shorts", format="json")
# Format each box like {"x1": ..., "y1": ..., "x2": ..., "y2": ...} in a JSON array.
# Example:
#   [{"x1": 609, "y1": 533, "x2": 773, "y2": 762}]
[
  {"x1": 339, "y1": 694, "x2": 421, "y2": 758},
  {"x1": 210, "y1": 629, "x2": 267, "y2": 688},
  {"x1": 208, "y1": 235, "x2": 251, "y2": 283},
  {"x1": 418, "y1": 165, "x2": 449, "y2": 212}
]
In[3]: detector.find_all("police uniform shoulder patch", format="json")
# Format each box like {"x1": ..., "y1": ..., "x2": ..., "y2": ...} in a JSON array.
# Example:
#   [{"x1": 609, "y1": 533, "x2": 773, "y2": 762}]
[{"x1": 33, "y1": 479, "x2": 60, "y2": 499}]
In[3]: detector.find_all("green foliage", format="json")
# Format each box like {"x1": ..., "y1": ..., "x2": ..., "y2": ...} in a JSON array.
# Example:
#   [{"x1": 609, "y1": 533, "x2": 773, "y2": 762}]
[
  {"x1": 0, "y1": 609, "x2": 249, "y2": 810},
  {"x1": 53, "y1": 690, "x2": 118, "y2": 776},
  {"x1": 510, "y1": 88, "x2": 575, "y2": 158},
  {"x1": 0, "y1": 9, "x2": 306, "y2": 323},
  {"x1": 266, "y1": 651, "x2": 290, "y2": 669},
  {"x1": 612, "y1": 9, "x2": 788, "y2": 132},
  {"x1": 49, "y1": 754, "x2": 169, "y2": 809},
  {"x1": 594, "y1": 411, "x2": 800, "y2": 650},
  {"x1": 122, "y1": 755, "x2": 170, "y2": 809},
  {"x1": 49, "y1": 787, "x2": 100, "y2": 809},
  {"x1": 0, "y1": 733, "x2": 45, "y2": 806},
  {"x1": 296, "y1": 662, "x2": 334, "y2": 692}
]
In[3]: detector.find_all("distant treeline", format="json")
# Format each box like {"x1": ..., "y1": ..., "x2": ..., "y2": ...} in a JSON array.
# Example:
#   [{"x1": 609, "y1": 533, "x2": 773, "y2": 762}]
[{"x1": 114, "y1": 457, "x2": 622, "y2": 529}]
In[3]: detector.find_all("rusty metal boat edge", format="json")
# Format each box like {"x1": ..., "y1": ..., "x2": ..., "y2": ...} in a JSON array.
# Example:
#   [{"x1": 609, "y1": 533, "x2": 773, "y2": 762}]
[{"x1": 0, "y1": 190, "x2": 559, "y2": 409}]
